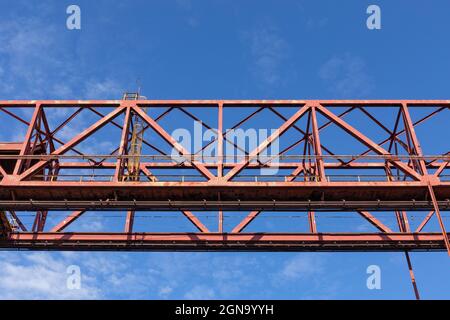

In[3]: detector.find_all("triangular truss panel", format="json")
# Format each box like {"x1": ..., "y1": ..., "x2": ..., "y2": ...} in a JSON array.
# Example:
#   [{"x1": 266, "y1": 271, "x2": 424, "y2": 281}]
[{"x1": 0, "y1": 100, "x2": 448, "y2": 255}]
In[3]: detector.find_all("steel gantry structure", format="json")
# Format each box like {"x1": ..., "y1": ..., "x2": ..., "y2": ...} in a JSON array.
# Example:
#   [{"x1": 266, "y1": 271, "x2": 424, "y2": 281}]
[{"x1": 0, "y1": 99, "x2": 449, "y2": 258}]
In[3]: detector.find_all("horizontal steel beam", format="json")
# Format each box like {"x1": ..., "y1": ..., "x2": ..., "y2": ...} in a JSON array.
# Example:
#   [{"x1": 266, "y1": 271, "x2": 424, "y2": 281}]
[
  {"x1": 1, "y1": 181, "x2": 448, "y2": 207},
  {"x1": 0, "y1": 200, "x2": 449, "y2": 211},
  {"x1": 1, "y1": 99, "x2": 450, "y2": 107},
  {"x1": 2, "y1": 232, "x2": 448, "y2": 252},
  {"x1": 51, "y1": 161, "x2": 448, "y2": 169}
]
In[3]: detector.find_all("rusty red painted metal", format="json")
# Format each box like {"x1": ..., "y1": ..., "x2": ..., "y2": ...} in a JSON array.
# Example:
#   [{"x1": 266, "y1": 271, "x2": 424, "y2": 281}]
[{"x1": 0, "y1": 100, "x2": 448, "y2": 253}]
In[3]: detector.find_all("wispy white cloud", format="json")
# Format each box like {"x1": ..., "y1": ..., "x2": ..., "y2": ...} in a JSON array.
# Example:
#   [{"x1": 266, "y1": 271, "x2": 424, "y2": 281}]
[
  {"x1": 319, "y1": 53, "x2": 374, "y2": 97},
  {"x1": 0, "y1": 251, "x2": 162, "y2": 299},
  {"x1": 139, "y1": 253, "x2": 277, "y2": 299},
  {"x1": 175, "y1": 0, "x2": 200, "y2": 28},
  {"x1": 158, "y1": 285, "x2": 174, "y2": 299},
  {"x1": 176, "y1": 0, "x2": 193, "y2": 10},
  {"x1": 0, "y1": 18, "x2": 70, "y2": 98},
  {"x1": 0, "y1": 14, "x2": 124, "y2": 100},
  {"x1": 0, "y1": 252, "x2": 100, "y2": 299},
  {"x1": 243, "y1": 26, "x2": 290, "y2": 86},
  {"x1": 279, "y1": 254, "x2": 325, "y2": 280},
  {"x1": 0, "y1": 13, "x2": 123, "y2": 150},
  {"x1": 0, "y1": 65, "x2": 14, "y2": 93},
  {"x1": 0, "y1": 250, "x2": 341, "y2": 300},
  {"x1": 184, "y1": 285, "x2": 216, "y2": 300},
  {"x1": 83, "y1": 78, "x2": 123, "y2": 99},
  {"x1": 74, "y1": 215, "x2": 106, "y2": 232},
  {"x1": 306, "y1": 17, "x2": 329, "y2": 30},
  {"x1": 272, "y1": 254, "x2": 343, "y2": 299}
]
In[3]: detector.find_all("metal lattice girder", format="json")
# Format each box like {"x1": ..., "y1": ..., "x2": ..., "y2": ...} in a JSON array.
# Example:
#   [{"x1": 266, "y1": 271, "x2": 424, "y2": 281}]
[
  {"x1": 2, "y1": 232, "x2": 448, "y2": 251},
  {"x1": 0, "y1": 100, "x2": 449, "y2": 253}
]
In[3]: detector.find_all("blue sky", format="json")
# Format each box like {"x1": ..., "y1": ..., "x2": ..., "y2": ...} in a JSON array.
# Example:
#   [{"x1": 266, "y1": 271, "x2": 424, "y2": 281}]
[{"x1": 0, "y1": 0, "x2": 449, "y2": 299}]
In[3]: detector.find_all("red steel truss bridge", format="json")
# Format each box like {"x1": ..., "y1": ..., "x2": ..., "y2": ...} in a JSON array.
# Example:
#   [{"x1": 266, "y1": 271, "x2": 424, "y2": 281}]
[{"x1": 0, "y1": 99, "x2": 449, "y2": 258}]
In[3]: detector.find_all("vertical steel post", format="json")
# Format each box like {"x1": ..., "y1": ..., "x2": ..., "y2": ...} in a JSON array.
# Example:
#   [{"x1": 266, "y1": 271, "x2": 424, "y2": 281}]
[
  {"x1": 218, "y1": 210, "x2": 223, "y2": 233},
  {"x1": 114, "y1": 106, "x2": 132, "y2": 181},
  {"x1": 217, "y1": 102, "x2": 224, "y2": 178},
  {"x1": 404, "y1": 251, "x2": 421, "y2": 300},
  {"x1": 13, "y1": 103, "x2": 41, "y2": 176},
  {"x1": 310, "y1": 106, "x2": 325, "y2": 181},
  {"x1": 125, "y1": 211, "x2": 135, "y2": 233},
  {"x1": 308, "y1": 211, "x2": 317, "y2": 233},
  {"x1": 427, "y1": 184, "x2": 450, "y2": 255}
]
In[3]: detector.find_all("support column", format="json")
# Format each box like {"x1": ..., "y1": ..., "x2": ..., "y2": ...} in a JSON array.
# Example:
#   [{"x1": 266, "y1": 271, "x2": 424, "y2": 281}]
[
  {"x1": 125, "y1": 211, "x2": 135, "y2": 233},
  {"x1": 114, "y1": 106, "x2": 132, "y2": 181},
  {"x1": 401, "y1": 103, "x2": 427, "y2": 176},
  {"x1": 308, "y1": 211, "x2": 317, "y2": 233},
  {"x1": 218, "y1": 210, "x2": 223, "y2": 233},
  {"x1": 427, "y1": 184, "x2": 450, "y2": 255},
  {"x1": 310, "y1": 106, "x2": 325, "y2": 181},
  {"x1": 13, "y1": 104, "x2": 42, "y2": 176},
  {"x1": 217, "y1": 102, "x2": 224, "y2": 178},
  {"x1": 404, "y1": 251, "x2": 420, "y2": 300}
]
